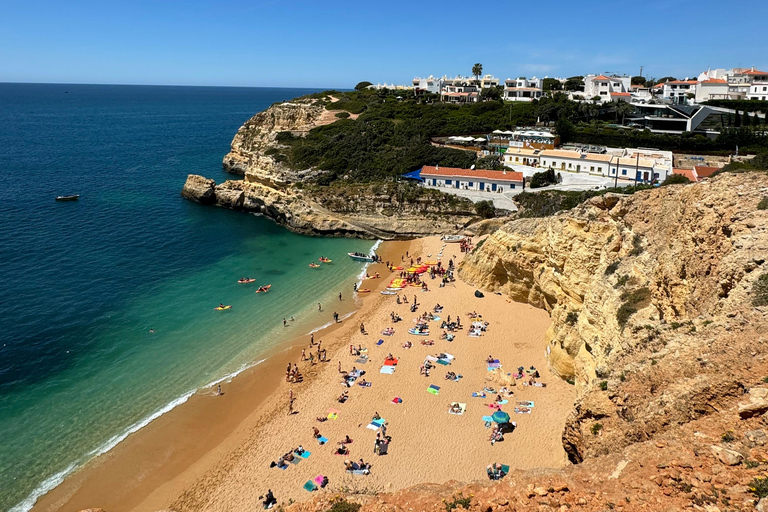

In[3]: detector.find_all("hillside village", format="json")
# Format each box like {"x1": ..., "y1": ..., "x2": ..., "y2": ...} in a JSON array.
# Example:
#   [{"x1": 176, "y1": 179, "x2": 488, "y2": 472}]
[{"x1": 363, "y1": 65, "x2": 768, "y2": 209}]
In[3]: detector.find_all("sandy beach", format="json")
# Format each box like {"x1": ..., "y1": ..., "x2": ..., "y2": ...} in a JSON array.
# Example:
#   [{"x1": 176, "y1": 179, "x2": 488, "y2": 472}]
[{"x1": 33, "y1": 237, "x2": 574, "y2": 512}]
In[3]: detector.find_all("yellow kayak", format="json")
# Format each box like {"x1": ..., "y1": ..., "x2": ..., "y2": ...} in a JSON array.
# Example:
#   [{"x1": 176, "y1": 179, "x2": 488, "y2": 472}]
[{"x1": 214, "y1": 305, "x2": 232, "y2": 310}]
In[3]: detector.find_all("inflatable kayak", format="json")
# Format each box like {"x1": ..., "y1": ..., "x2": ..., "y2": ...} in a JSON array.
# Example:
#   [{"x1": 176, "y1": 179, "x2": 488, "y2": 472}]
[
  {"x1": 309, "y1": 263, "x2": 320, "y2": 268},
  {"x1": 319, "y1": 258, "x2": 332, "y2": 263},
  {"x1": 255, "y1": 285, "x2": 272, "y2": 293},
  {"x1": 381, "y1": 291, "x2": 397, "y2": 295},
  {"x1": 238, "y1": 278, "x2": 256, "y2": 284},
  {"x1": 214, "y1": 305, "x2": 232, "y2": 310},
  {"x1": 357, "y1": 289, "x2": 371, "y2": 293}
]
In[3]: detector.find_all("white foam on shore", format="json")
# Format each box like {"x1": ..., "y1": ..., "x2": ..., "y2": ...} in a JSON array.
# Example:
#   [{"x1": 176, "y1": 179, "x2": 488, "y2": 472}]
[
  {"x1": 202, "y1": 358, "x2": 267, "y2": 390},
  {"x1": 13, "y1": 240, "x2": 381, "y2": 512},
  {"x1": 355, "y1": 239, "x2": 382, "y2": 289},
  {"x1": 10, "y1": 388, "x2": 196, "y2": 512},
  {"x1": 12, "y1": 356, "x2": 272, "y2": 512}
]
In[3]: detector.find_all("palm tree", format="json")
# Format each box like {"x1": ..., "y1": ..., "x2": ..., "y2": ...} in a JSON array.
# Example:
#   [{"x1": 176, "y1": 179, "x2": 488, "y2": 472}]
[
  {"x1": 615, "y1": 101, "x2": 633, "y2": 125},
  {"x1": 472, "y1": 63, "x2": 483, "y2": 83}
]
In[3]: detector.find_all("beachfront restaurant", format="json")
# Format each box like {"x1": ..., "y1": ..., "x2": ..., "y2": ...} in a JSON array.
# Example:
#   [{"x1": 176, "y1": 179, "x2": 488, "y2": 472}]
[{"x1": 419, "y1": 165, "x2": 524, "y2": 193}]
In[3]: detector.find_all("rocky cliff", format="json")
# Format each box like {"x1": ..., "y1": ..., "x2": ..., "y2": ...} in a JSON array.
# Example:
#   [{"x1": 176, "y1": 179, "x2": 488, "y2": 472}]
[
  {"x1": 183, "y1": 97, "x2": 476, "y2": 239},
  {"x1": 459, "y1": 172, "x2": 768, "y2": 463}
]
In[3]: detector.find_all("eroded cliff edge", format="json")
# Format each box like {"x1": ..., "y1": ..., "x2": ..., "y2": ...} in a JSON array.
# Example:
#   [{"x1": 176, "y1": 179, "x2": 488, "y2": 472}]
[
  {"x1": 460, "y1": 172, "x2": 768, "y2": 464},
  {"x1": 182, "y1": 99, "x2": 475, "y2": 239}
]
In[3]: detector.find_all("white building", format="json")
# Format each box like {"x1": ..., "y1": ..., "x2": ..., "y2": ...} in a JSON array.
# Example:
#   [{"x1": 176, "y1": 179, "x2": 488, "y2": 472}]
[
  {"x1": 660, "y1": 80, "x2": 698, "y2": 103},
  {"x1": 748, "y1": 82, "x2": 768, "y2": 101},
  {"x1": 694, "y1": 79, "x2": 736, "y2": 102},
  {"x1": 503, "y1": 77, "x2": 543, "y2": 102},
  {"x1": 582, "y1": 75, "x2": 631, "y2": 102},
  {"x1": 539, "y1": 149, "x2": 614, "y2": 176},
  {"x1": 535, "y1": 147, "x2": 672, "y2": 183},
  {"x1": 503, "y1": 148, "x2": 541, "y2": 167},
  {"x1": 420, "y1": 165, "x2": 524, "y2": 192},
  {"x1": 412, "y1": 76, "x2": 444, "y2": 95},
  {"x1": 440, "y1": 83, "x2": 479, "y2": 104}
]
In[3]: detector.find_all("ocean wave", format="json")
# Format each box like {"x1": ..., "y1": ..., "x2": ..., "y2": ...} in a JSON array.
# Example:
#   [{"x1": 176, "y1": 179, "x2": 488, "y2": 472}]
[
  {"x1": 355, "y1": 239, "x2": 382, "y2": 288},
  {"x1": 10, "y1": 389, "x2": 196, "y2": 512},
  {"x1": 202, "y1": 358, "x2": 267, "y2": 390}
]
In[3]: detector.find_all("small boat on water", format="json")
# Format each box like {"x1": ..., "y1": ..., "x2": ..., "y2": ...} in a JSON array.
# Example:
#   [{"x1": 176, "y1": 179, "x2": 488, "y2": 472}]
[
  {"x1": 55, "y1": 195, "x2": 79, "y2": 202},
  {"x1": 348, "y1": 252, "x2": 375, "y2": 262},
  {"x1": 319, "y1": 257, "x2": 332, "y2": 263},
  {"x1": 441, "y1": 235, "x2": 465, "y2": 243},
  {"x1": 238, "y1": 278, "x2": 256, "y2": 284},
  {"x1": 309, "y1": 263, "x2": 321, "y2": 268},
  {"x1": 255, "y1": 284, "x2": 272, "y2": 293}
]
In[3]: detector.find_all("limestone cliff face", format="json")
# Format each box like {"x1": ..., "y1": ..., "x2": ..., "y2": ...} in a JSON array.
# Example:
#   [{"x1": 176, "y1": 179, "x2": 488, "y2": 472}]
[
  {"x1": 184, "y1": 98, "x2": 475, "y2": 239},
  {"x1": 460, "y1": 173, "x2": 768, "y2": 461},
  {"x1": 181, "y1": 174, "x2": 474, "y2": 239},
  {"x1": 222, "y1": 99, "x2": 336, "y2": 185}
]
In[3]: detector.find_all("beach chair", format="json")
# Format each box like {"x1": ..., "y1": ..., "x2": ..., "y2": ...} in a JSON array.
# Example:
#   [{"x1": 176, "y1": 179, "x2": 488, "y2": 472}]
[{"x1": 303, "y1": 480, "x2": 318, "y2": 492}]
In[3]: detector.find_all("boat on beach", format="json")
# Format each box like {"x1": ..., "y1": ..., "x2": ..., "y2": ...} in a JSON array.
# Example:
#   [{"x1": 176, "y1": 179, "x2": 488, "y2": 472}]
[
  {"x1": 441, "y1": 235, "x2": 465, "y2": 243},
  {"x1": 55, "y1": 195, "x2": 80, "y2": 202},
  {"x1": 348, "y1": 252, "x2": 375, "y2": 262}
]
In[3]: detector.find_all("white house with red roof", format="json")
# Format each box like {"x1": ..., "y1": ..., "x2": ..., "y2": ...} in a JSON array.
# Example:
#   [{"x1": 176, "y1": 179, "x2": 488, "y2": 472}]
[
  {"x1": 582, "y1": 74, "x2": 631, "y2": 102},
  {"x1": 420, "y1": 165, "x2": 524, "y2": 193},
  {"x1": 503, "y1": 77, "x2": 543, "y2": 102},
  {"x1": 440, "y1": 83, "x2": 479, "y2": 104}
]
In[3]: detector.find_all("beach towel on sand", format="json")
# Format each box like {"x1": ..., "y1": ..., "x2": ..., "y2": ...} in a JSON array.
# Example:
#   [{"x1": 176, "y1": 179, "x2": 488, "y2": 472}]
[
  {"x1": 303, "y1": 480, "x2": 317, "y2": 492},
  {"x1": 380, "y1": 366, "x2": 395, "y2": 374},
  {"x1": 516, "y1": 401, "x2": 534, "y2": 408},
  {"x1": 428, "y1": 384, "x2": 440, "y2": 395},
  {"x1": 355, "y1": 357, "x2": 368, "y2": 364},
  {"x1": 376, "y1": 339, "x2": 384, "y2": 346},
  {"x1": 358, "y1": 381, "x2": 372, "y2": 387},
  {"x1": 391, "y1": 396, "x2": 403, "y2": 404},
  {"x1": 314, "y1": 475, "x2": 325, "y2": 486},
  {"x1": 297, "y1": 450, "x2": 311, "y2": 459},
  {"x1": 318, "y1": 436, "x2": 328, "y2": 444},
  {"x1": 514, "y1": 407, "x2": 532, "y2": 414},
  {"x1": 472, "y1": 392, "x2": 486, "y2": 398},
  {"x1": 448, "y1": 402, "x2": 466, "y2": 415}
]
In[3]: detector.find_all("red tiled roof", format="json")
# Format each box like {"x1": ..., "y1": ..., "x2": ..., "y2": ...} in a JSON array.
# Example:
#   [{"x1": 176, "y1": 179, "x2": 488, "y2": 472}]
[
  {"x1": 693, "y1": 165, "x2": 721, "y2": 178},
  {"x1": 673, "y1": 168, "x2": 698, "y2": 182},
  {"x1": 611, "y1": 92, "x2": 631, "y2": 96},
  {"x1": 421, "y1": 165, "x2": 524, "y2": 182},
  {"x1": 700, "y1": 79, "x2": 727, "y2": 84},
  {"x1": 744, "y1": 70, "x2": 768, "y2": 75},
  {"x1": 593, "y1": 75, "x2": 611, "y2": 81}
]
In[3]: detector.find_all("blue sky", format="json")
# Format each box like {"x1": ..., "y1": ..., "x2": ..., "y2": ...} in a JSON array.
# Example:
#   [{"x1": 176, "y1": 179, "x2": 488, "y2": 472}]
[{"x1": 1, "y1": 0, "x2": 766, "y2": 88}]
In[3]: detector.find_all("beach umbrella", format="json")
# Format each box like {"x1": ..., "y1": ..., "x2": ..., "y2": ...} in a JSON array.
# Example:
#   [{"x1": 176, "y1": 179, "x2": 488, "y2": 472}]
[{"x1": 492, "y1": 411, "x2": 510, "y2": 424}]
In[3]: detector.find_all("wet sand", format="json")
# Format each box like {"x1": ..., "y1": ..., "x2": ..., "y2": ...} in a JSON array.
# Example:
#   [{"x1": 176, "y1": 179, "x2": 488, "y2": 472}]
[{"x1": 33, "y1": 238, "x2": 575, "y2": 512}]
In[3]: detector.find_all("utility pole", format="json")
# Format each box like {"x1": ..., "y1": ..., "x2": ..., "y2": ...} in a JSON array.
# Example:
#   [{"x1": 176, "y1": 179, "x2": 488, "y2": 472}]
[
  {"x1": 613, "y1": 156, "x2": 618, "y2": 188},
  {"x1": 639, "y1": 66, "x2": 644, "y2": 78},
  {"x1": 635, "y1": 152, "x2": 641, "y2": 188}
]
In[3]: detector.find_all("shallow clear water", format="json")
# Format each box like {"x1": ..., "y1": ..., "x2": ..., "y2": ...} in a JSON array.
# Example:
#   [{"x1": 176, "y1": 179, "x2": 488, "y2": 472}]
[{"x1": 0, "y1": 83, "x2": 372, "y2": 511}]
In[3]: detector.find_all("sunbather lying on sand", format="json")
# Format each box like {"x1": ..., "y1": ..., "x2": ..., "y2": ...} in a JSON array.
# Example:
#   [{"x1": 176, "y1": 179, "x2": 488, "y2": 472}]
[
  {"x1": 402, "y1": 341, "x2": 412, "y2": 349},
  {"x1": 448, "y1": 402, "x2": 462, "y2": 414},
  {"x1": 486, "y1": 462, "x2": 506, "y2": 480}
]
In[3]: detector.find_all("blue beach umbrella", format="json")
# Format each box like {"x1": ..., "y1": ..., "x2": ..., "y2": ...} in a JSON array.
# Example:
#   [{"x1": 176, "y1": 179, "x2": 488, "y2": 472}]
[{"x1": 492, "y1": 411, "x2": 510, "y2": 424}]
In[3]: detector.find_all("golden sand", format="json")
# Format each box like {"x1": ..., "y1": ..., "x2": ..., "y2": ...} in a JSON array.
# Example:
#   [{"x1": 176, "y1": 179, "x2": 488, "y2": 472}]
[{"x1": 33, "y1": 237, "x2": 575, "y2": 512}]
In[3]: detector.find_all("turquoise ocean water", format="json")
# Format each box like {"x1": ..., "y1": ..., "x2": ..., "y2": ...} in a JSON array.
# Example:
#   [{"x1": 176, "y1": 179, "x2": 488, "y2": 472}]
[{"x1": 0, "y1": 83, "x2": 374, "y2": 511}]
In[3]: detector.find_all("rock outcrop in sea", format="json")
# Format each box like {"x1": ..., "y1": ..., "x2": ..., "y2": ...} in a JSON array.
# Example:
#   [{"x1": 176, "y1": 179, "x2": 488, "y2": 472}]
[{"x1": 182, "y1": 98, "x2": 475, "y2": 238}]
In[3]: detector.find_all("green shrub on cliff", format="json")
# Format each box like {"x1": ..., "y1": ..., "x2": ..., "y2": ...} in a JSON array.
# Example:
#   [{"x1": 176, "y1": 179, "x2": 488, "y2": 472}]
[
  {"x1": 752, "y1": 273, "x2": 768, "y2": 307},
  {"x1": 617, "y1": 287, "x2": 652, "y2": 328}
]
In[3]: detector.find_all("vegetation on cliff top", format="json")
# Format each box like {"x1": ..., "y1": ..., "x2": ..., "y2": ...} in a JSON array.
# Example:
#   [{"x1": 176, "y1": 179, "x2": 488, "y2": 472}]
[{"x1": 268, "y1": 89, "x2": 768, "y2": 189}]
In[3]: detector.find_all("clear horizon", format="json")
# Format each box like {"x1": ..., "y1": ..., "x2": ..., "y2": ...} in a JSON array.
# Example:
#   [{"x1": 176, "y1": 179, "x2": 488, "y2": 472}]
[{"x1": 1, "y1": 0, "x2": 766, "y2": 88}]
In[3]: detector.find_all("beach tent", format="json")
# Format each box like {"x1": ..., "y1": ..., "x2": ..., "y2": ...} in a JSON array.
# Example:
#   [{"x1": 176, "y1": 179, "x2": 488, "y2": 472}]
[{"x1": 492, "y1": 411, "x2": 510, "y2": 424}]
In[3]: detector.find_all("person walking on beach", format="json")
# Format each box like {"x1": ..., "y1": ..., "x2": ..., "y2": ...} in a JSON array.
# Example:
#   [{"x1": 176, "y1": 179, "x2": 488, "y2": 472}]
[
  {"x1": 310, "y1": 333, "x2": 315, "y2": 346},
  {"x1": 283, "y1": 318, "x2": 287, "y2": 327},
  {"x1": 333, "y1": 311, "x2": 339, "y2": 323},
  {"x1": 318, "y1": 303, "x2": 322, "y2": 311},
  {"x1": 288, "y1": 398, "x2": 294, "y2": 415},
  {"x1": 301, "y1": 349, "x2": 306, "y2": 361},
  {"x1": 216, "y1": 385, "x2": 222, "y2": 396},
  {"x1": 309, "y1": 352, "x2": 315, "y2": 365},
  {"x1": 339, "y1": 292, "x2": 343, "y2": 301},
  {"x1": 289, "y1": 388, "x2": 293, "y2": 401}
]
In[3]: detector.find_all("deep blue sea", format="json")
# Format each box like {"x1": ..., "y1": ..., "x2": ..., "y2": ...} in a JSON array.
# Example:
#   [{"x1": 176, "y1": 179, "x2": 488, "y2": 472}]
[{"x1": 0, "y1": 83, "x2": 374, "y2": 512}]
